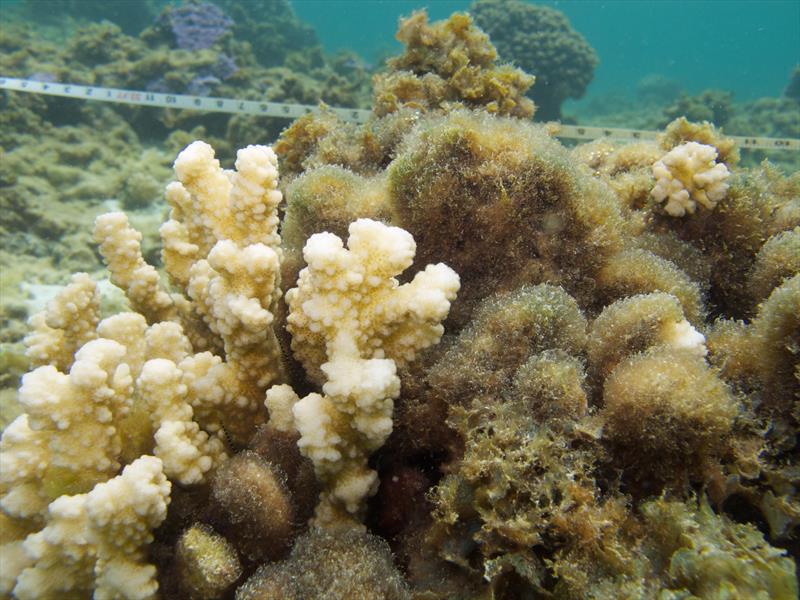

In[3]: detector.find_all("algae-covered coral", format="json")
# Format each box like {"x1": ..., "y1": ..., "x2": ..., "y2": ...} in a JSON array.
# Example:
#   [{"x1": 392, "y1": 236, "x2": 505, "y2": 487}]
[
  {"x1": 0, "y1": 5, "x2": 799, "y2": 600},
  {"x1": 372, "y1": 10, "x2": 535, "y2": 119}
]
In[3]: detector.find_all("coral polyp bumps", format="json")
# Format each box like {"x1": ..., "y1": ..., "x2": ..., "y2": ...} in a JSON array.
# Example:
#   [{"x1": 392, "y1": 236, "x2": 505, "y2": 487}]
[
  {"x1": 1, "y1": 9, "x2": 799, "y2": 600},
  {"x1": 0, "y1": 139, "x2": 459, "y2": 598}
]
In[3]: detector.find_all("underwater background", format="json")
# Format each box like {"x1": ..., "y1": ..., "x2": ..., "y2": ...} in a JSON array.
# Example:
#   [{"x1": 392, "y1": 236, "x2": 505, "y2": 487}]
[
  {"x1": 0, "y1": 1, "x2": 798, "y2": 599},
  {"x1": 294, "y1": 0, "x2": 800, "y2": 101},
  {"x1": 5, "y1": 0, "x2": 800, "y2": 97}
]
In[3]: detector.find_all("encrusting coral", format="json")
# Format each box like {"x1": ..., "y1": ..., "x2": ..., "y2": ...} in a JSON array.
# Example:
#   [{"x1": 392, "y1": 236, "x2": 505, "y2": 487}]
[{"x1": 0, "y1": 7, "x2": 798, "y2": 600}]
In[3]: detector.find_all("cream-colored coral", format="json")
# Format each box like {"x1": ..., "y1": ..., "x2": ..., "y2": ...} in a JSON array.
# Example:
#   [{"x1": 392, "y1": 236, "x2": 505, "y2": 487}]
[
  {"x1": 187, "y1": 239, "x2": 283, "y2": 392},
  {"x1": 24, "y1": 272, "x2": 101, "y2": 371},
  {"x1": 8, "y1": 456, "x2": 170, "y2": 600},
  {"x1": 137, "y1": 358, "x2": 226, "y2": 485},
  {"x1": 661, "y1": 318, "x2": 707, "y2": 355},
  {"x1": 286, "y1": 218, "x2": 461, "y2": 383},
  {"x1": 167, "y1": 142, "x2": 282, "y2": 251},
  {"x1": 281, "y1": 218, "x2": 459, "y2": 526},
  {"x1": 0, "y1": 280, "x2": 232, "y2": 596},
  {"x1": 94, "y1": 141, "x2": 287, "y2": 443},
  {"x1": 1, "y1": 336, "x2": 134, "y2": 521},
  {"x1": 292, "y1": 343, "x2": 400, "y2": 524},
  {"x1": 264, "y1": 384, "x2": 300, "y2": 433},
  {"x1": 0, "y1": 271, "x2": 241, "y2": 543},
  {"x1": 169, "y1": 142, "x2": 285, "y2": 394},
  {"x1": 0, "y1": 144, "x2": 459, "y2": 592},
  {"x1": 95, "y1": 212, "x2": 179, "y2": 324},
  {"x1": 651, "y1": 141, "x2": 730, "y2": 216},
  {"x1": 2, "y1": 139, "x2": 289, "y2": 597}
]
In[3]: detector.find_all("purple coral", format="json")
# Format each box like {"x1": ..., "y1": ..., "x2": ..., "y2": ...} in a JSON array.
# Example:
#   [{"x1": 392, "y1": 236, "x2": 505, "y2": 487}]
[
  {"x1": 212, "y1": 53, "x2": 238, "y2": 80},
  {"x1": 187, "y1": 54, "x2": 239, "y2": 95},
  {"x1": 162, "y1": 1, "x2": 234, "y2": 51},
  {"x1": 145, "y1": 53, "x2": 237, "y2": 96},
  {"x1": 187, "y1": 75, "x2": 221, "y2": 96},
  {"x1": 29, "y1": 72, "x2": 59, "y2": 83}
]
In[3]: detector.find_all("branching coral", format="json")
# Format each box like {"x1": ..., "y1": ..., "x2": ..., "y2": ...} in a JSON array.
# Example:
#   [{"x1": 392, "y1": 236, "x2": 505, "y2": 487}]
[
  {"x1": 0, "y1": 138, "x2": 460, "y2": 595},
  {"x1": 4, "y1": 456, "x2": 170, "y2": 600},
  {"x1": 278, "y1": 218, "x2": 460, "y2": 526},
  {"x1": 651, "y1": 141, "x2": 731, "y2": 216},
  {"x1": 95, "y1": 141, "x2": 286, "y2": 444},
  {"x1": 3, "y1": 313, "x2": 147, "y2": 521},
  {"x1": 0, "y1": 140, "x2": 289, "y2": 598},
  {"x1": 23, "y1": 272, "x2": 101, "y2": 371},
  {"x1": 0, "y1": 297, "x2": 233, "y2": 596}
]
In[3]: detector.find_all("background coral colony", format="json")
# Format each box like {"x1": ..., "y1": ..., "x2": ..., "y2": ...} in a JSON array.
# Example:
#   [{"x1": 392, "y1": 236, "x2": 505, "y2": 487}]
[{"x1": 0, "y1": 1, "x2": 798, "y2": 599}]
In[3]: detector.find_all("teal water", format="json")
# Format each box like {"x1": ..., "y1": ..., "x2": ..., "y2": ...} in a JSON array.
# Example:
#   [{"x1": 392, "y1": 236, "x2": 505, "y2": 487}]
[
  {"x1": 3, "y1": 0, "x2": 798, "y2": 102},
  {"x1": 293, "y1": 0, "x2": 800, "y2": 101}
]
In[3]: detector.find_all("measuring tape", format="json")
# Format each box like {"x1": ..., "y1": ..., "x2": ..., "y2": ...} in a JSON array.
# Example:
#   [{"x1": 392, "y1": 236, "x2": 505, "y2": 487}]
[
  {"x1": 2, "y1": 76, "x2": 798, "y2": 151},
  {"x1": 0, "y1": 76, "x2": 372, "y2": 124}
]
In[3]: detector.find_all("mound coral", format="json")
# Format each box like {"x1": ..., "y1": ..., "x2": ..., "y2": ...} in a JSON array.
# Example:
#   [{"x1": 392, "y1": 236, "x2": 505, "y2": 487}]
[
  {"x1": 387, "y1": 110, "x2": 627, "y2": 324},
  {"x1": 236, "y1": 527, "x2": 410, "y2": 599},
  {"x1": 175, "y1": 523, "x2": 242, "y2": 600},
  {"x1": 154, "y1": 1, "x2": 233, "y2": 51},
  {"x1": 661, "y1": 89, "x2": 735, "y2": 127},
  {"x1": 602, "y1": 348, "x2": 738, "y2": 489},
  {"x1": 470, "y1": 0, "x2": 598, "y2": 120}
]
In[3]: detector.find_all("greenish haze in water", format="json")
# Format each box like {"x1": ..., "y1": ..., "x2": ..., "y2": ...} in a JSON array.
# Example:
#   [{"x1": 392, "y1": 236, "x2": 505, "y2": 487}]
[
  {"x1": 292, "y1": 0, "x2": 800, "y2": 101},
  {"x1": 3, "y1": 0, "x2": 798, "y2": 103}
]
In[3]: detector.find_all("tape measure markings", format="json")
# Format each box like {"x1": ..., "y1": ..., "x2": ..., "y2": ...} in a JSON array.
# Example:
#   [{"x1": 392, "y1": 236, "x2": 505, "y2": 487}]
[
  {"x1": 0, "y1": 77, "x2": 372, "y2": 123},
  {"x1": 2, "y1": 77, "x2": 797, "y2": 151}
]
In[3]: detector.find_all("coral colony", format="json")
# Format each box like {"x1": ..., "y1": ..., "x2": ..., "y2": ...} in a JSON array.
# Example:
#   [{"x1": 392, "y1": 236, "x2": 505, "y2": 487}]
[
  {"x1": 160, "y1": 1, "x2": 234, "y2": 51},
  {"x1": 0, "y1": 6, "x2": 798, "y2": 600}
]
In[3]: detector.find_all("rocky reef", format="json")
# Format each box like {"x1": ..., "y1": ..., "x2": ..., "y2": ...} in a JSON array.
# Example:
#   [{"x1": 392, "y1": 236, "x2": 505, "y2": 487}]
[{"x1": 0, "y1": 6, "x2": 798, "y2": 600}]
